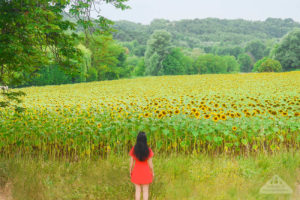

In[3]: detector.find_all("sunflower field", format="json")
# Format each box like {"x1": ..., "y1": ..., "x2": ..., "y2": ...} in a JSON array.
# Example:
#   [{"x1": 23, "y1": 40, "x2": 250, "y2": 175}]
[{"x1": 0, "y1": 72, "x2": 299, "y2": 158}]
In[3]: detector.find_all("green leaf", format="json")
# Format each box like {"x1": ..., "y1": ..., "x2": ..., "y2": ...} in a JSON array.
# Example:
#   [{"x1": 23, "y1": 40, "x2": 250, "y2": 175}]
[
  {"x1": 162, "y1": 129, "x2": 169, "y2": 136},
  {"x1": 192, "y1": 131, "x2": 198, "y2": 137},
  {"x1": 241, "y1": 139, "x2": 248, "y2": 145}
]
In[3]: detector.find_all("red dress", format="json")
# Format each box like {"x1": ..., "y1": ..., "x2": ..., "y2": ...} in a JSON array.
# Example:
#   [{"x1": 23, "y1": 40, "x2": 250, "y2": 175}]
[{"x1": 129, "y1": 146, "x2": 154, "y2": 184}]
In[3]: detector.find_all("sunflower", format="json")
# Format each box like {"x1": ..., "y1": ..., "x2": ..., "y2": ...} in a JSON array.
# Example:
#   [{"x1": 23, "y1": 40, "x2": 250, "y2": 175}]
[
  {"x1": 175, "y1": 110, "x2": 180, "y2": 114},
  {"x1": 144, "y1": 113, "x2": 150, "y2": 118},
  {"x1": 220, "y1": 114, "x2": 226, "y2": 120},
  {"x1": 235, "y1": 112, "x2": 241, "y2": 118},
  {"x1": 191, "y1": 108, "x2": 197, "y2": 113},
  {"x1": 161, "y1": 110, "x2": 167, "y2": 115},
  {"x1": 271, "y1": 111, "x2": 277, "y2": 115},
  {"x1": 155, "y1": 110, "x2": 160, "y2": 114},
  {"x1": 230, "y1": 113, "x2": 235, "y2": 118},
  {"x1": 232, "y1": 126, "x2": 237, "y2": 131},
  {"x1": 294, "y1": 112, "x2": 299, "y2": 117},
  {"x1": 97, "y1": 123, "x2": 102, "y2": 128},
  {"x1": 281, "y1": 112, "x2": 288, "y2": 116},
  {"x1": 245, "y1": 112, "x2": 251, "y2": 117},
  {"x1": 158, "y1": 114, "x2": 163, "y2": 119},
  {"x1": 212, "y1": 116, "x2": 219, "y2": 122},
  {"x1": 204, "y1": 114, "x2": 211, "y2": 119},
  {"x1": 214, "y1": 103, "x2": 219, "y2": 108},
  {"x1": 194, "y1": 111, "x2": 200, "y2": 118}
]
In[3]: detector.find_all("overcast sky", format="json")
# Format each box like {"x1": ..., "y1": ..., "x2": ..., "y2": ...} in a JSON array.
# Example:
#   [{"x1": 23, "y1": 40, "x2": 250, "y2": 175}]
[{"x1": 94, "y1": 0, "x2": 300, "y2": 24}]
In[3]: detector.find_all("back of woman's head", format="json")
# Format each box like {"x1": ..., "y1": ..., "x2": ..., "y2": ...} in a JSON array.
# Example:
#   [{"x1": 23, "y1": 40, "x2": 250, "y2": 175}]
[{"x1": 134, "y1": 132, "x2": 149, "y2": 161}]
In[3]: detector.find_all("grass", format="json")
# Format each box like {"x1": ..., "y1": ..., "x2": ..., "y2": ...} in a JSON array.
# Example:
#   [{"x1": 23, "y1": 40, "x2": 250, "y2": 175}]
[{"x1": 0, "y1": 152, "x2": 299, "y2": 200}]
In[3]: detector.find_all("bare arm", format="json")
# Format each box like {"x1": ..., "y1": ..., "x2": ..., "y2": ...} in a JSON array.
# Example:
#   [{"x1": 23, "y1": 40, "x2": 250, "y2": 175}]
[
  {"x1": 130, "y1": 157, "x2": 134, "y2": 175},
  {"x1": 147, "y1": 158, "x2": 154, "y2": 178}
]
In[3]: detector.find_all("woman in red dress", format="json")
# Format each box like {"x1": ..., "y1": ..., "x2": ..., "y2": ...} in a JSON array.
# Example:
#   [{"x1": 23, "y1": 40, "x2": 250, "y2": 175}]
[{"x1": 129, "y1": 132, "x2": 154, "y2": 200}]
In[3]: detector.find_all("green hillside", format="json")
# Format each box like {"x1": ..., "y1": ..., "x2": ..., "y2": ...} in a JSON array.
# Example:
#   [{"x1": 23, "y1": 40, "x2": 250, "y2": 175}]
[{"x1": 113, "y1": 18, "x2": 300, "y2": 48}]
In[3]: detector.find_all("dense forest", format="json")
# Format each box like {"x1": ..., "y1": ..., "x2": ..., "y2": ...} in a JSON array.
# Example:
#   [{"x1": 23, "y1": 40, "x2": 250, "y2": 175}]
[
  {"x1": 113, "y1": 18, "x2": 300, "y2": 47},
  {"x1": 9, "y1": 15, "x2": 300, "y2": 87}
]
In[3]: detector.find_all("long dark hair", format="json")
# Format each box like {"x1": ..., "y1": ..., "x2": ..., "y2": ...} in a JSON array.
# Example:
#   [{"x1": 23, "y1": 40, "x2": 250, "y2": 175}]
[{"x1": 133, "y1": 132, "x2": 150, "y2": 161}]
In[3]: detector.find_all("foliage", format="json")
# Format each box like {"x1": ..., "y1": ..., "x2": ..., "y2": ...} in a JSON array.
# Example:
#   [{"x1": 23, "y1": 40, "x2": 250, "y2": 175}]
[
  {"x1": 144, "y1": 30, "x2": 172, "y2": 76},
  {"x1": 162, "y1": 48, "x2": 189, "y2": 75},
  {"x1": 0, "y1": 0, "x2": 83, "y2": 110},
  {"x1": 212, "y1": 46, "x2": 244, "y2": 58},
  {"x1": 85, "y1": 34, "x2": 128, "y2": 80},
  {"x1": 0, "y1": 0, "x2": 129, "y2": 110},
  {"x1": 113, "y1": 18, "x2": 300, "y2": 48},
  {"x1": 274, "y1": 28, "x2": 300, "y2": 71},
  {"x1": 222, "y1": 56, "x2": 240, "y2": 73},
  {"x1": 238, "y1": 53, "x2": 253, "y2": 72},
  {"x1": 252, "y1": 57, "x2": 268, "y2": 72},
  {"x1": 254, "y1": 58, "x2": 282, "y2": 72},
  {"x1": 245, "y1": 40, "x2": 267, "y2": 61},
  {"x1": 126, "y1": 56, "x2": 145, "y2": 77},
  {"x1": 193, "y1": 54, "x2": 239, "y2": 74}
]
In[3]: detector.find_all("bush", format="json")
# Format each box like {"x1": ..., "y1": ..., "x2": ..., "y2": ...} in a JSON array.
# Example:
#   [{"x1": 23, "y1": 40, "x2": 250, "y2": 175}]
[{"x1": 255, "y1": 58, "x2": 282, "y2": 72}]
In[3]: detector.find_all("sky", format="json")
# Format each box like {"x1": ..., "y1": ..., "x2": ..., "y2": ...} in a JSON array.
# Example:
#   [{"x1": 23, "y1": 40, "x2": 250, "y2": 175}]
[{"x1": 93, "y1": 0, "x2": 300, "y2": 24}]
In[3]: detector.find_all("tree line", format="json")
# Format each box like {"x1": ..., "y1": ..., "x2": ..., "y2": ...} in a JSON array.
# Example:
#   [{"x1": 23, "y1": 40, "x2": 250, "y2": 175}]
[
  {"x1": 1, "y1": 1, "x2": 300, "y2": 91},
  {"x1": 25, "y1": 26, "x2": 300, "y2": 86}
]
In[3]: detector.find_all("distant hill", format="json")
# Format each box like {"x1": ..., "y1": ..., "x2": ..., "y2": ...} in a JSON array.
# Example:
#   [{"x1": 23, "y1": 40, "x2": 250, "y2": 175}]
[{"x1": 112, "y1": 18, "x2": 300, "y2": 48}]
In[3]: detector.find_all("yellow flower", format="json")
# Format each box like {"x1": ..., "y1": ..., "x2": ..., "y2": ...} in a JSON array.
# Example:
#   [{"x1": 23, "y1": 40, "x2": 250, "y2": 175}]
[
  {"x1": 220, "y1": 114, "x2": 226, "y2": 120},
  {"x1": 281, "y1": 112, "x2": 288, "y2": 116},
  {"x1": 204, "y1": 114, "x2": 211, "y2": 119},
  {"x1": 232, "y1": 126, "x2": 237, "y2": 131},
  {"x1": 212, "y1": 116, "x2": 219, "y2": 122}
]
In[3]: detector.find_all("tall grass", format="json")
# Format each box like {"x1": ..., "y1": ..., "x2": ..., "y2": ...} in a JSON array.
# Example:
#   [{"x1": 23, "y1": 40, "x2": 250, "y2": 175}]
[{"x1": 0, "y1": 152, "x2": 299, "y2": 200}]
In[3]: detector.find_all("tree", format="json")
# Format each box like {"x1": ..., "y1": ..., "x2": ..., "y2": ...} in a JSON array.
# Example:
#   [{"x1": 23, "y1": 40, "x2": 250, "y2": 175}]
[
  {"x1": 87, "y1": 34, "x2": 127, "y2": 80},
  {"x1": 254, "y1": 58, "x2": 282, "y2": 72},
  {"x1": 193, "y1": 54, "x2": 226, "y2": 74},
  {"x1": 144, "y1": 30, "x2": 172, "y2": 76},
  {"x1": 252, "y1": 57, "x2": 268, "y2": 72},
  {"x1": 245, "y1": 40, "x2": 267, "y2": 61},
  {"x1": 162, "y1": 48, "x2": 187, "y2": 75},
  {"x1": 213, "y1": 46, "x2": 244, "y2": 58},
  {"x1": 222, "y1": 56, "x2": 240, "y2": 73},
  {"x1": 238, "y1": 53, "x2": 253, "y2": 72},
  {"x1": 0, "y1": 0, "x2": 81, "y2": 111},
  {"x1": 274, "y1": 29, "x2": 300, "y2": 71},
  {"x1": 0, "y1": 0, "x2": 129, "y2": 110}
]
